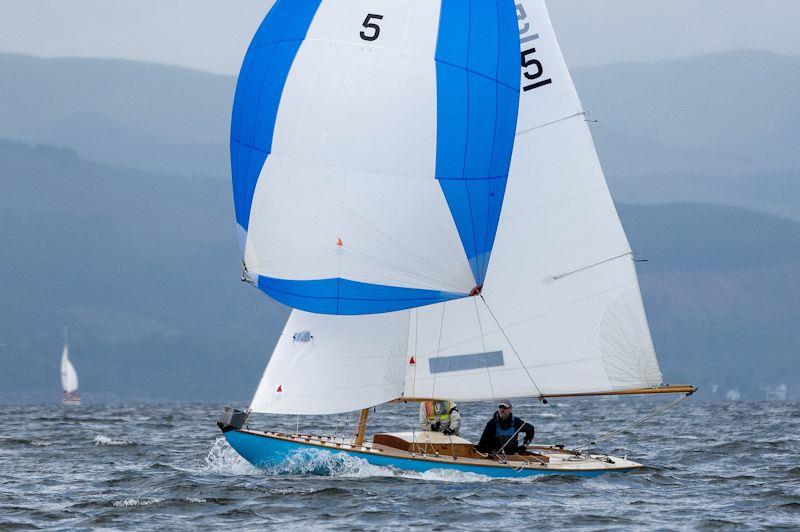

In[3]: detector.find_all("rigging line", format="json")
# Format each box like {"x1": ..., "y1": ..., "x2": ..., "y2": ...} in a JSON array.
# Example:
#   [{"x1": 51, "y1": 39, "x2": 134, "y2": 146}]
[
  {"x1": 497, "y1": 419, "x2": 529, "y2": 454},
  {"x1": 479, "y1": 295, "x2": 543, "y2": 397},
  {"x1": 473, "y1": 297, "x2": 496, "y2": 403},
  {"x1": 479, "y1": 295, "x2": 595, "y2": 446},
  {"x1": 412, "y1": 308, "x2": 419, "y2": 398},
  {"x1": 265, "y1": 294, "x2": 292, "y2": 316},
  {"x1": 429, "y1": 301, "x2": 447, "y2": 400},
  {"x1": 577, "y1": 393, "x2": 690, "y2": 451}
]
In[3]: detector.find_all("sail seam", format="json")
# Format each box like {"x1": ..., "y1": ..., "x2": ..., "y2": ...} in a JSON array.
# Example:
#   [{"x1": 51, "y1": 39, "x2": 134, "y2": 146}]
[
  {"x1": 230, "y1": 138, "x2": 270, "y2": 155},
  {"x1": 434, "y1": 58, "x2": 519, "y2": 93}
]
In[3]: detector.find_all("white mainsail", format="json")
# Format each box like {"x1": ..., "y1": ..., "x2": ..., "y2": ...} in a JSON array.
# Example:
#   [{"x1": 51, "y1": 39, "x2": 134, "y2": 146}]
[
  {"x1": 60, "y1": 344, "x2": 79, "y2": 394},
  {"x1": 247, "y1": 0, "x2": 662, "y2": 415},
  {"x1": 405, "y1": 0, "x2": 663, "y2": 401}
]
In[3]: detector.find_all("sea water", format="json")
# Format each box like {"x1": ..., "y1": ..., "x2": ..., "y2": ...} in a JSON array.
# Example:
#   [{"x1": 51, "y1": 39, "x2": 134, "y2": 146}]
[{"x1": 1, "y1": 400, "x2": 798, "y2": 529}]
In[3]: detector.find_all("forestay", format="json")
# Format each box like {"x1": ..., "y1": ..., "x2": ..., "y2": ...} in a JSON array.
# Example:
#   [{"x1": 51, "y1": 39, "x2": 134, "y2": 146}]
[
  {"x1": 248, "y1": 0, "x2": 663, "y2": 415},
  {"x1": 61, "y1": 345, "x2": 79, "y2": 394},
  {"x1": 231, "y1": 0, "x2": 521, "y2": 315}
]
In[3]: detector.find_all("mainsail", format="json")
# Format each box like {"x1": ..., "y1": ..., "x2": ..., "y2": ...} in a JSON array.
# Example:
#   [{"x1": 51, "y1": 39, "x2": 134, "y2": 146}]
[
  {"x1": 231, "y1": 0, "x2": 520, "y2": 314},
  {"x1": 61, "y1": 344, "x2": 79, "y2": 394},
  {"x1": 242, "y1": 0, "x2": 664, "y2": 415}
]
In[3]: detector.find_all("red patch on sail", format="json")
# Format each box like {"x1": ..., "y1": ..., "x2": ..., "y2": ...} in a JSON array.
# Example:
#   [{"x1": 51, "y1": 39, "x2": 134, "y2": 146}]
[
  {"x1": 409, "y1": 356, "x2": 416, "y2": 365},
  {"x1": 337, "y1": 238, "x2": 343, "y2": 247},
  {"x1": 276, "y1": 385, "x2": 283, "y2": 392}
]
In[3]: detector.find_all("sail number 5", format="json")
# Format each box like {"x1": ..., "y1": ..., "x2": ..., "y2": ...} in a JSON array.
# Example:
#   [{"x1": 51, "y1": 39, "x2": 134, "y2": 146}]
[{"x1": 360, "y1": 14, "x2": 383, "y2": 41}]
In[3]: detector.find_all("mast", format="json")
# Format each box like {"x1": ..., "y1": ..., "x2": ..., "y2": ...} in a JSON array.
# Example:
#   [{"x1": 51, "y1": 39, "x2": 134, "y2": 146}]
[{"x1": 353, "y1": 408, "x2": 369, "y2": 446}]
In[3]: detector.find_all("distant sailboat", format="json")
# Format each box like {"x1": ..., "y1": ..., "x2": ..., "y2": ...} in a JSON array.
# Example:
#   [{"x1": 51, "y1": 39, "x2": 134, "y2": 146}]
[
  {"x1": 218, "y1": 0, "x2": 695, "y2": 477},
  {"x1": 61, "y1": 328, "x2": 80, "y2": 405}
]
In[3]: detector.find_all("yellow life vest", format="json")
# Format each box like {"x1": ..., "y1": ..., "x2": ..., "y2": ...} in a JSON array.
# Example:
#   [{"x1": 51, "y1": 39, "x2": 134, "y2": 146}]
[{"x1": 424, "y1": 401, "x2": 453, "y2": 423}]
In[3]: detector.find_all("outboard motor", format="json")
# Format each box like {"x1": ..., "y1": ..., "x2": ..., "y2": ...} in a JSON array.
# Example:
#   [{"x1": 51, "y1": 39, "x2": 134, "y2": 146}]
[{"x1": 217, "y1": 407, "x2": 249, "y2": 433}]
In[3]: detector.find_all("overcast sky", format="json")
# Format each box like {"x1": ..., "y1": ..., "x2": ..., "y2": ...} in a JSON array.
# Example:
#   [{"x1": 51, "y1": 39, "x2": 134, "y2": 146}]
[{"x1": 0, "y1": 0, "x2": 797, "y2": 75}]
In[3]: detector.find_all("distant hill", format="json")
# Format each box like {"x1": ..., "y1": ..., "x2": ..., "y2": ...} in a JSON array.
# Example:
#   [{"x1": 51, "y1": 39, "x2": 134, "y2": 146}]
[
  {"x1": 572, "y1": 51, "x2": 800, "y2": 219},
  {"x1": 574, "y1": 50, "x2": 800, "y2": 177},
  {"x1": 618, "y1": 204, "x2": 800, "y2": 400},
  {"x1": 1, "y1": 51, "x2": 798, "y2": 219},
  {"x1": 0, "y1": 138, "x2": 287, "y2": 403},
  {"x1": 0, "y1": 139, "x2": 797, "y2": 402},
  {"x1": 0, "y1": 54, "x2": 233, "y2": 179}
]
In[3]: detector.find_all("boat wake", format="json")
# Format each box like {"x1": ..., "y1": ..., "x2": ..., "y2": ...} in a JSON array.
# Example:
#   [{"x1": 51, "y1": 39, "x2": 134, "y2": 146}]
[
  {"x1": 269, "y1": 449, "x2": 497, "y2": 483},
  {"x1": 205, "y1": 437, "x2": 507, "y2": 483},
  {"x1": 202, "y1": 437, "x2": 260, "y2": 476}
]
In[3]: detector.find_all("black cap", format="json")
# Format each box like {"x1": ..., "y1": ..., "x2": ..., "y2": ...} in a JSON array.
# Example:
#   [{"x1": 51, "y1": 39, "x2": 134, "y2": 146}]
[{"x1": 498, "y1": 399, "x2": 512, "y2": 408}]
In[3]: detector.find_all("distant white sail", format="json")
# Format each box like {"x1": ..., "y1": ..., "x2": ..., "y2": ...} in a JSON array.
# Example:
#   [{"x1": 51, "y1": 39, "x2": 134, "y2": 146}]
[
  {"x1": 60, "y1": 345, "x2": 79, "y2": 394},
  {"x1": 248, "y1": 0, "x2": 662, "y2": 415}
]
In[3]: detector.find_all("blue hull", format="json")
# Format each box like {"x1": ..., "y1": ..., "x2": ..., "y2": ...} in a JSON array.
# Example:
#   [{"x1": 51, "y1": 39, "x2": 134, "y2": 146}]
[{"x1": 224, "y1": 430, "x2": 630, "y2": 479}]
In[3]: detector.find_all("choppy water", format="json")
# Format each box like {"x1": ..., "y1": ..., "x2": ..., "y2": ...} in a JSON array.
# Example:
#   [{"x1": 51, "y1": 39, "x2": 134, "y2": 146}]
[{"x1": 1, "y1": 400, "x2": 798, "y2": 529}]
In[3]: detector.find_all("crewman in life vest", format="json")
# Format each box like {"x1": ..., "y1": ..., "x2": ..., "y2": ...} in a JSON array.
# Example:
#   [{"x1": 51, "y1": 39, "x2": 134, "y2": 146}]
[
  {"x1": 476, "y1": 399, "x2": 534, "y2": 455},
  {"x1": 419, "y1": 400, "x2": 461, "y2": 436}
]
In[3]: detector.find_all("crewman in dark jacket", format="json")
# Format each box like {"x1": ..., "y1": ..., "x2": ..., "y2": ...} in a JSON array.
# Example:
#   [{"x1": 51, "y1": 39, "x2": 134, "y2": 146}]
[{"x1": 476, "y1": 399, "x2": 534, "y2": 455}]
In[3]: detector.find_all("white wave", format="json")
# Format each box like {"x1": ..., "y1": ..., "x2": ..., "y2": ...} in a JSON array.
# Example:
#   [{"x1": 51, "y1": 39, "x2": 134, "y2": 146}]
[
  {"x1": 184, "y1": 497, "x2": 207, "y2": 504},
  {"x1": 267, "y1": 487, "x2": 316, "y2": 495},
  {"x1": 29, "y1": 440, "x2": 51, "y2": 447},
  {"x1": 201, "y1": 437, "x2": 260, "y2": 476},
  {"x1": 266, "y1": 449, "x2": 493, "y2": 483},
  {"x1": 415, "y1": 468, "x2": 494, "y2": 483},
  {"x1": 93, "y1": 435, "x2": 135, "y2": 446},
  {"x1": 112, "y1": 498, "x2": 161, "y2": 508}
]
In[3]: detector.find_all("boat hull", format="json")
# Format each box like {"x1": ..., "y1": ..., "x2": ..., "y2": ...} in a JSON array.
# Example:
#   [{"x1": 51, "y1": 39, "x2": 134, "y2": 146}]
[{"x1": 223, "y1": 429, "x2": 639, "y2": 478}]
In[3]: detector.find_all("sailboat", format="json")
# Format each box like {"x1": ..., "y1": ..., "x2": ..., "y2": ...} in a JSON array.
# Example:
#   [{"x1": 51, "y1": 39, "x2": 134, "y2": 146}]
[
  {"x1": 61, "y1": 328, "x2": 80, "y2": 405},
  {"x1": 219, "y1": 0, "x2": 695, "y2": 477}
]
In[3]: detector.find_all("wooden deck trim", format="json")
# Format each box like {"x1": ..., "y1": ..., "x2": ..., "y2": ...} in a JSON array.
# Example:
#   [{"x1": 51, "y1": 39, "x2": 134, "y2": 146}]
[{"x1": 353, "y1": 408, "x2": 369, "y2": 446}]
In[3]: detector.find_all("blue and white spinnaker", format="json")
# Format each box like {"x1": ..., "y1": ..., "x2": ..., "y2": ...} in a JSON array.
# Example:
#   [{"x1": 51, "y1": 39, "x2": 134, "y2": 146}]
[{"x1": 231, "y1": 0, "x2": 521, "y2": 315}]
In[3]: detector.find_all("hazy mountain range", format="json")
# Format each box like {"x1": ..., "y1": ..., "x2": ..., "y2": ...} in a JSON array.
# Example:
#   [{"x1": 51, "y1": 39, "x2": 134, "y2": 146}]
[
  {"x1": 0, "y1": 51, "x2": 797, "y2": 402},
  {"x1": 2, "y1": 50, "x2": 797, "y2": 217}
]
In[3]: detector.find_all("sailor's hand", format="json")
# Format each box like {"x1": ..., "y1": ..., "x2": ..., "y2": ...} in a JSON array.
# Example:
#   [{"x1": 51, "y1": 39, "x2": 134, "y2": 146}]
[{"x1": 443, "y1": 428, "x2": 454, "y2": 436}]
